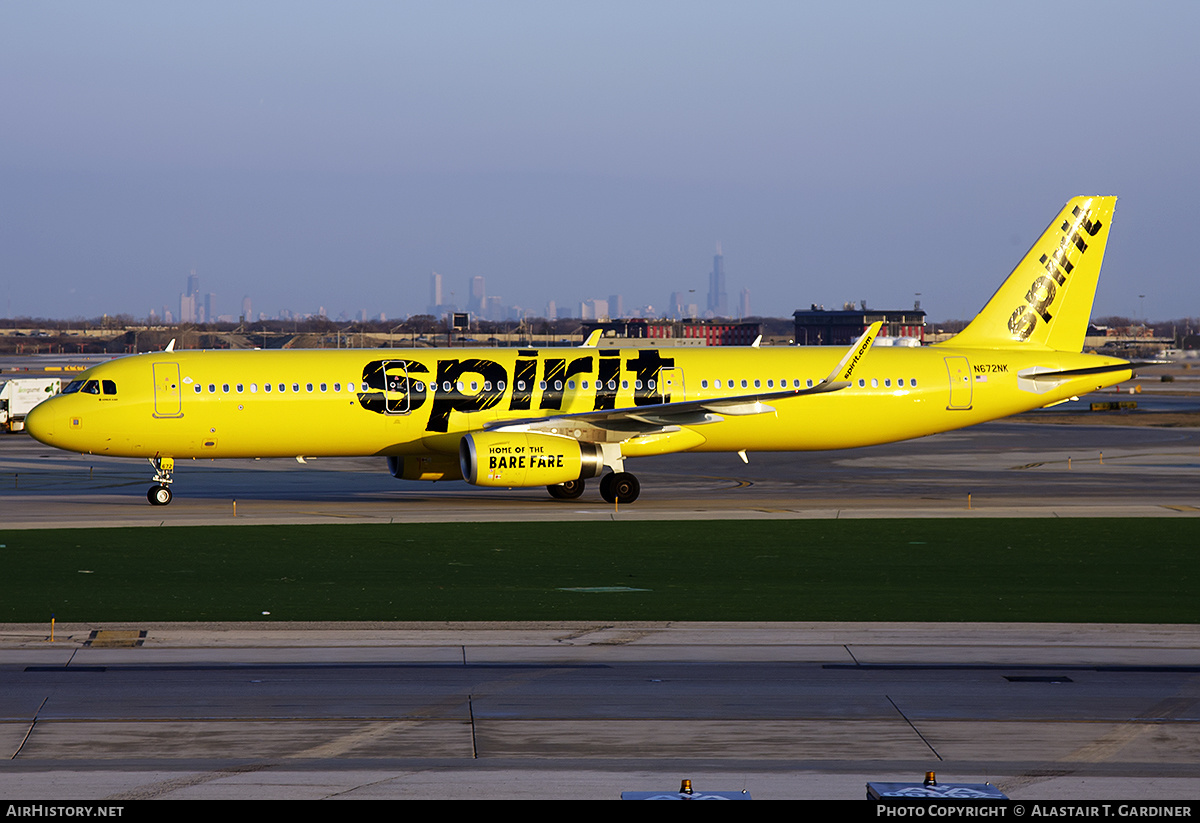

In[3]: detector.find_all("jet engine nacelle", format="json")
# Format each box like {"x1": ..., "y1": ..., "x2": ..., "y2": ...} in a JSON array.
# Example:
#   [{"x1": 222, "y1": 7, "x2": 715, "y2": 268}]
[
  {"x1": 459, "y1": 431, "x2": 604, "y2": 488},
  {"x1": 387, "y1": 454, "x2": 464, "y2": 482}
]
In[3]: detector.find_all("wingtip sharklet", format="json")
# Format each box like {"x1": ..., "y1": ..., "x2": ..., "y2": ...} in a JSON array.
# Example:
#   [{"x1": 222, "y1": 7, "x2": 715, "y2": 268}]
[{"x1": 834, "y1": 321, "x2": 883, "y2": 383}]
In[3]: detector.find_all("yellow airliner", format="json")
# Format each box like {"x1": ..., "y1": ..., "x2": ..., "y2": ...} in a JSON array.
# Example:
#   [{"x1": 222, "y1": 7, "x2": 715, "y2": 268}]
[{"x1": 27, "y1": 196, "x2": 1133, "y2": 506}]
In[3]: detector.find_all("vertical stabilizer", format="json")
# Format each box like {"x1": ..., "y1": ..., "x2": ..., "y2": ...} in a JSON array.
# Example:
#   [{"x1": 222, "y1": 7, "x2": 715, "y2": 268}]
[{"x1": 946, "y1": 196, "x2": 1116, "y2": 352}]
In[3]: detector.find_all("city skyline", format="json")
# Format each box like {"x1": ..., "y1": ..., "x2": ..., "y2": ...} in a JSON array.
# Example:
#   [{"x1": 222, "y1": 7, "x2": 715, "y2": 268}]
[{"x1": 157, "y1": 262, "x2": 756, "y2": 326}]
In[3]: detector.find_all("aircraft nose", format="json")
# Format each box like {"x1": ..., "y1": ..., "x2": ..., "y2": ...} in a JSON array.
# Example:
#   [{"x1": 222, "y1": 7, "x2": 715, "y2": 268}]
[{"x1": 23, "y1": 398, "x2": 56, "y2": 446}]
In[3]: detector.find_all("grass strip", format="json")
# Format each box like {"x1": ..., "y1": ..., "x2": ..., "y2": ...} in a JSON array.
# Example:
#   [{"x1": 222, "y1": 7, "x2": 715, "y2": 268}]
[{"x1": 1, "y1": 518, "x2": 1197, "y2": 623}]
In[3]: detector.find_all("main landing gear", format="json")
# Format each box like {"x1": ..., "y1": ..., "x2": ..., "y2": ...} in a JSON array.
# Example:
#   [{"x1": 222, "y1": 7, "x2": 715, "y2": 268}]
[
  {"x1": 547, "y1": 479, "x2": 586, "y2": 500},
  {"x1": 546, "y1": 472, "x2": 640, "y2": 504},
  {"x1": 600, "y1": 471, "x2": 640, "y2": 505},
  {"x1": 147, "y1": 456, "x2": 175, "y2": 506}
]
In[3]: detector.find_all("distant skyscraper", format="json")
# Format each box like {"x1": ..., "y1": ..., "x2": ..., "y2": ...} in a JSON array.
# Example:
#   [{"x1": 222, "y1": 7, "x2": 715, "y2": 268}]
[
  {"x1": 608, "y1": 294, "x2": 624, "y2": 319},
  {"x1": 739, "y1": 288, "x2": 751, "y2": 319},
  {"x1": 180, "y1": 293, "x2": 195, "y2": 324},
  {"x1": 708, "y1": 244, "x2": 728, "y2": 317},
  {"x1": 180, "y1": 270, "x2": 200, "y2": 323},
  {"x1": 468, "y1": 276, "x2": 486, "y2": 315},
  {"x1": 668, "y1": 291, "x2": 684, "y2": 319},
  {"x1": 429, "y1": 271, "x2": 444, "y2": 314},
  {"x1": 580, "y1": 298, "x2": 609, "y2": 321},
  {"x1": 242, "y1": 295, "x2": 252, "y2": 323}
]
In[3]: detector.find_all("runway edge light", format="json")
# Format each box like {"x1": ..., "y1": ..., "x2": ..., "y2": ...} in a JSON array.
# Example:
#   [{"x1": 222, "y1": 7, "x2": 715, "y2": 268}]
[{"x1": 620, "y1": 779, "x2": 751, "y2": 800}]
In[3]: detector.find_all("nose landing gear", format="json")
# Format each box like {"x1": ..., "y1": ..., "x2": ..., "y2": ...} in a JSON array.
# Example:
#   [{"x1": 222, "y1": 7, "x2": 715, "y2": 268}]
[{"x1": 147, "y1": 456, "x2": 175, "y2": 506}]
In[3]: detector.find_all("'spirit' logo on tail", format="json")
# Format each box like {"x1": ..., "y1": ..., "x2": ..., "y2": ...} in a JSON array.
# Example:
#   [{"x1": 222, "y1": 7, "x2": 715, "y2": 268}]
[{"x1": 1007, "y1": 205, "x2": 1104, "y2": 341}]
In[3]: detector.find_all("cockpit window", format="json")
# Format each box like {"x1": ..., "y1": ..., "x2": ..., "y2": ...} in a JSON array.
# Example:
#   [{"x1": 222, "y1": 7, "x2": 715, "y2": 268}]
[
  {"x1": 102, "y1": 380, "x2": 117, "y2": 395},
  {"x1": 62, "y1": 380, "x2": 84, "y2": 394},
  {"x1": 81, "y1": 380, "x2": 101, "y2": 395}
]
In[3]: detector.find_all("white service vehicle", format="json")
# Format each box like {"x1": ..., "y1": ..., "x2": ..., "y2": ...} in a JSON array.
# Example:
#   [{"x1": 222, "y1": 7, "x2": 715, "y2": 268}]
[{"x1": 0, "y1": 378, "x2": 62, "y2": 432}]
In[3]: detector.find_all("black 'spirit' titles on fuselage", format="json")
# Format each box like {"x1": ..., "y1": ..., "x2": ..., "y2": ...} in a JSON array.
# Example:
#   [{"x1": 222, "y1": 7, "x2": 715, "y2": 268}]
[
  {"x1": 1007, "y1": 206, "x2": 1104, "y2": 341},
  {"x1": 356, "y1": 349, "x2": 677, "y2": 433}
]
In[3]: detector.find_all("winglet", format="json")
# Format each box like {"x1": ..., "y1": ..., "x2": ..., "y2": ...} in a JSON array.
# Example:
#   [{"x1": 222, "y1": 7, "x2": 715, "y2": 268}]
[
  {"x1": 832, "y1": 321, "x2": 883, "y2": 383},
  {"x1": 580, "y1": 329, "x2": 602, "y2": 348},
  {"x1": 165, "y1": 339, "x2": 176, "y2": 352}
]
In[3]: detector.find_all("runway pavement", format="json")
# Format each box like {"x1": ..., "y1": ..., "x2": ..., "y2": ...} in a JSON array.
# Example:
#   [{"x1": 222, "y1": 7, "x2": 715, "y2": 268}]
[
  {"x1": 2, "y1": 415, "x2": 1199, "y2": 528},
  {"x1": 2, "y1": 622, "x2": 1200, "y2": 800}
]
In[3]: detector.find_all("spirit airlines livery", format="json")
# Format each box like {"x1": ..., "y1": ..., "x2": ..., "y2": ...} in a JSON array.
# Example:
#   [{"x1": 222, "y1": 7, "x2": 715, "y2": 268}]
[{"x1": 26, "y1": 197, "x2": 1133, "y2": 506}]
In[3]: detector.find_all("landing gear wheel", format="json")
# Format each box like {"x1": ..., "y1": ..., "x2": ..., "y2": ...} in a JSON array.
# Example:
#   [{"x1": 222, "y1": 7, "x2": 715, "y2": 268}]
[
  {"x1": 148, "y1": 484, "x2": 173, "y2": 506},
  {"x1": 547, "y1": 479, "x2": 586, "y2": 500},
  {"x1": 600, "y1": 472, "x2": 640, "y2": 505},
  {"x1": 599, "y1": 472, "x2": 615, "y2": 502}
]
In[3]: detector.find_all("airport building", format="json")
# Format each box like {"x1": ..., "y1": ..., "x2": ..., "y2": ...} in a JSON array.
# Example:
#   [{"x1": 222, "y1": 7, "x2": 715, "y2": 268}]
[
  {"x1": 582, "y1": 318, "x2": 762, "y2": 346},
  {"x1": 793, "y1": 305, "x2": 926, "y2": 345}
]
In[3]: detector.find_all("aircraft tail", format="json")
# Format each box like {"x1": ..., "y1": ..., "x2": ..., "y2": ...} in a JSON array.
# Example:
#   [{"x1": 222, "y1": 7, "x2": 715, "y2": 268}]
[{"x1": 944, "y1": 196, "x2": 1117, "y2": 352}]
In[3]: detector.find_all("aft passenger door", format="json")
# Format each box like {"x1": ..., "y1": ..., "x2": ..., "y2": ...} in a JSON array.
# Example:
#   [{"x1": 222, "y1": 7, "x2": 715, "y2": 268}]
[{"x1": 944, "y1": 356, "x2": 972, "y2": 410}]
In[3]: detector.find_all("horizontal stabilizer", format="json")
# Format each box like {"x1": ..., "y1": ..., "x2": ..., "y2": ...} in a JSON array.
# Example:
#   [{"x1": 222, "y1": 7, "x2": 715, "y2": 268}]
[{"x1": 1018, "y1": 362, "x2": 1136, "y2": 381}]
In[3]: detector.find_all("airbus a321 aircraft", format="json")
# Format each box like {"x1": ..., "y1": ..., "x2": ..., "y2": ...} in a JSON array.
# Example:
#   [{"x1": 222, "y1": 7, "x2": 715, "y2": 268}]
[{"x1": 27, "y1": 196, "x2": 1133, "y2": 506}]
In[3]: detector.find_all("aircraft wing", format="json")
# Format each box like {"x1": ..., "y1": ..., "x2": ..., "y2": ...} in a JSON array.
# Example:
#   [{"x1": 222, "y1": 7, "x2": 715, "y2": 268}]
[{"x1": 487, "y1": 322, "x2": 883, "y2": 437}]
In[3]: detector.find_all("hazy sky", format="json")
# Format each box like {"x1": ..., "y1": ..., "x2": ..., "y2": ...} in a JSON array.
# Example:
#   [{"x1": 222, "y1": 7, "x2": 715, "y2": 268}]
[{"x1": 3, "y1": 1, "x2": 1198, "y2": 323}]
